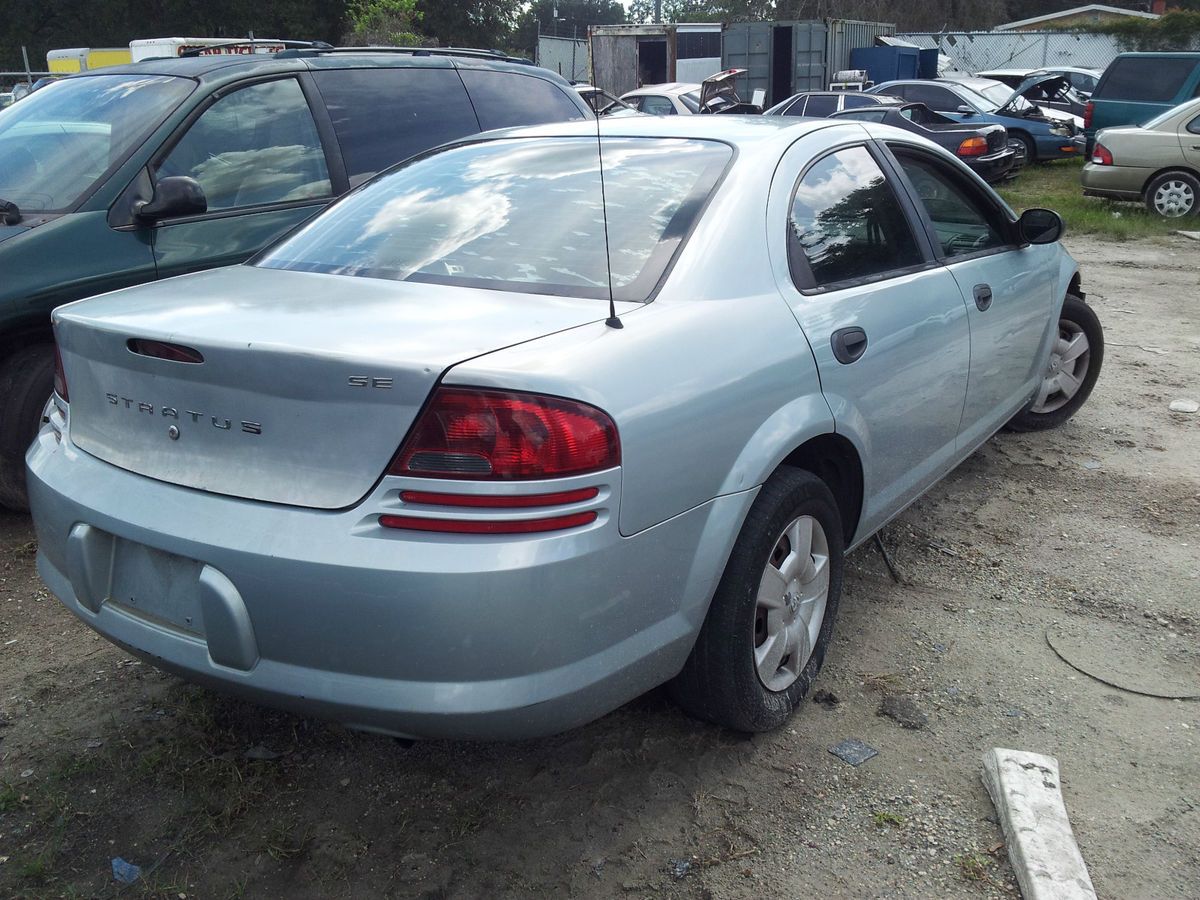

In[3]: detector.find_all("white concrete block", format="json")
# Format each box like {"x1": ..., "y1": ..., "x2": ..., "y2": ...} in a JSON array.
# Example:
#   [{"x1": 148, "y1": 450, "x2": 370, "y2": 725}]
[{"x1": 982, "y1": 748, "x2": 1097, "y2": 900}]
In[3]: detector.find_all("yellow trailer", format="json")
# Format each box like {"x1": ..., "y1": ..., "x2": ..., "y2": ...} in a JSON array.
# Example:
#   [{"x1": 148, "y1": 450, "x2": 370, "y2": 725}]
[{"x1": 46, "y1": 47, "x2": 133, "y2": 73}]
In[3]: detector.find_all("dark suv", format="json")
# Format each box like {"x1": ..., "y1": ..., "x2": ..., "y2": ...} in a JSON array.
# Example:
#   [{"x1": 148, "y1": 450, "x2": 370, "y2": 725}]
[{"x1": 0, "y1": 47, "x2": 591, "y2": 508}]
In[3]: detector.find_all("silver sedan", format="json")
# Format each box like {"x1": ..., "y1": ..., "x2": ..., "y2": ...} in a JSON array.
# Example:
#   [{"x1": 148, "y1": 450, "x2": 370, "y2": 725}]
[{"x1": 28, "y1": 116, "x2": 1103, "y2": 739}]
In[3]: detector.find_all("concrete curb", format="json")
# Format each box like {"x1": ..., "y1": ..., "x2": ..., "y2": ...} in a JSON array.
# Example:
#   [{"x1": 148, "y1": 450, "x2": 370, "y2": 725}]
[{"x1": 982, "y1": 748, "x2": 1097, "y2": 900}]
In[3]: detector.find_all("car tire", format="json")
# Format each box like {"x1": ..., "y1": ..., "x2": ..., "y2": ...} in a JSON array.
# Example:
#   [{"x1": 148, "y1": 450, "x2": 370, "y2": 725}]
[
  {"x1": 668, "y1": 467, "x2": 844, "y2": 732},
  {"x1": 0, "y1": 344, "x2": 55, "y2": 511},
  {"x1": 1144, "y1": 170, "x2": 1199, "y2": 219},
  {"x1": 1012, "y1": 131, "x2": 1036, "y2": 164},
  {"x1": 1006, "y1": 294, "x2": 1103, "y2": 433}
]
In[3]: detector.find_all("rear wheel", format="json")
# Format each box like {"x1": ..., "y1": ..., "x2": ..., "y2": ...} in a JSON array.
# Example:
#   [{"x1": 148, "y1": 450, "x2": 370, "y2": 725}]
[
  {"x1": 669, "y1": 467, "x2": 844, "y2": 732},
  {"x1": 0, "y1": 344, "x2": 55, "y2": 511},
  {"x1": 1006, "y1": 294, "x2": 1103, "y2": 432},
  {"x1": 1144, "y1": 171, "x2": 1199, "y2": 218}
]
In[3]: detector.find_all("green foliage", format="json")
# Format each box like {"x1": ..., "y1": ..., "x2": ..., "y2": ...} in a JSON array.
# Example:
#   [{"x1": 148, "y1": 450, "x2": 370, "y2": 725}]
[
  {"x1": 416, "y1": 0, "x2": 521, "y2": 50},
  {"x1": 514, "y1": 1, "x2": 626, "y2": 54},
  {"x1": 1075, "y1": 10, "x2": 1200, "y2": 52},
  {"x1": 344, "y1": 0, "x2": 423, "y2": 45}
]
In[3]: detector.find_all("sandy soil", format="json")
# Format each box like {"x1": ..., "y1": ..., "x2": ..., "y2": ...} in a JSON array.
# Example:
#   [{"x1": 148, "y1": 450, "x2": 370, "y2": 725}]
[{"x1": 1, "y1": 235, "x2": 1197, "y2": 899}]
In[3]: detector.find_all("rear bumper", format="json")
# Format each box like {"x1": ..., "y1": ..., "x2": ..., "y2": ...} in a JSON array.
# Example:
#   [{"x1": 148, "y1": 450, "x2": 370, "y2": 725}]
[
  {"x1": 27, "y1": 421, "x2": 754, "y2": 740},
  {"x1": 1080, "y1": 163, "x2": 1145, "y2": 201},
  {"x1": 965, "y1": 147, "x2": 1017, "y2": 183}
]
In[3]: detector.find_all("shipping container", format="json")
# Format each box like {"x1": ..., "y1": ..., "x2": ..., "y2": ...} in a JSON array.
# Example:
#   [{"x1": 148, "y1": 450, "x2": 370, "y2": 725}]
[
  {"x1": 723, "y1": 21, "x2": 828, "y2": 108},
  {"x1": 826, "y1": 19, "x2": 897, "y2": 77}
]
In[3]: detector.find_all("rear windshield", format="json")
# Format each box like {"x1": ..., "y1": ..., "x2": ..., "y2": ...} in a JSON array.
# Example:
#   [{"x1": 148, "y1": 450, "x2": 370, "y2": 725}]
[
  {"x1": 0, "y1": 74, "x2": 193, "y2": 214},
  {"x1": 1099, "y1": 57, "x2": 1198, "y2": 103},
  {"x1": 257, "y1": 137, "x2": 731, "y2": 302}
]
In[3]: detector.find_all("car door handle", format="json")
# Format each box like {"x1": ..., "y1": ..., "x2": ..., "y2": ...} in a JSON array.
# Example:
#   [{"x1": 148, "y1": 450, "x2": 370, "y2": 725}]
[
  {"x1": 831, "y1": 327, "x2": 868, "y2": 365},
  {"x1": 973, "y1": 283, "x2": 993, "y2": 311}
]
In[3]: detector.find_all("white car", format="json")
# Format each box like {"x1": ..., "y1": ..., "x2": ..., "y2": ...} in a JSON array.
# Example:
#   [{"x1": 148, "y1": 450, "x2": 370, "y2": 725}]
[{"x1": 620, "y1": 69, "x2": 759, "y2": 116}]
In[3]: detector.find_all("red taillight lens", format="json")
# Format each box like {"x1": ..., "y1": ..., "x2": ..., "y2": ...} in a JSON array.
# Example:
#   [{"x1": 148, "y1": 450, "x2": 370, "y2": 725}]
[
  {"x1": 1091, "y1": 143, "x2": 1113, "y2": 166},
  {"x1": 957, "y1": 136, "x2": 989, "y2": 157},
  {"x1": 1084, "y1": 101, "x2": 1093, "y2": 130},
  {"x1": 127, "y1": 338, "x2": 204, "y2": 364},
  {"x1": 53, "y1": 344, "x2": 68, "y2": 402},
  {"x1": 390, "y1": 387, "x2": 620, "y2": 480}
]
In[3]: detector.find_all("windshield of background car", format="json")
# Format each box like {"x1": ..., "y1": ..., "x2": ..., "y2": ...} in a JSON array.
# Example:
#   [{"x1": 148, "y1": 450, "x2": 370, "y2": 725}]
[
  {"x1": 970, "y1": 83, "x2": 1021, "y2": 111},
  {"x1": 679, "y1": 91, "x2": 701, "y2": 113},
  {"x1": 257, "y1": 136, "x2": 732, "y2": 302},
  {"x1": 0, "y1": 74, "x2": 193, "y2": 214}
]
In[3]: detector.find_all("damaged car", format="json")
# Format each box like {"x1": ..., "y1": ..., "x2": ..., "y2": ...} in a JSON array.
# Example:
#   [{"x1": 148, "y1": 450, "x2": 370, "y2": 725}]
[{"x1": 620, "y1": 68, "x2": 761, "y2": 115}]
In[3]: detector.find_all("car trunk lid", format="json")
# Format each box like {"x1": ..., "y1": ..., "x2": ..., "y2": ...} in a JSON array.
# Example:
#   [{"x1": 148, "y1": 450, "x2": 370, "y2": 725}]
[{"x1": 55, "y1": 265, "x2": 622, "y2": 509}]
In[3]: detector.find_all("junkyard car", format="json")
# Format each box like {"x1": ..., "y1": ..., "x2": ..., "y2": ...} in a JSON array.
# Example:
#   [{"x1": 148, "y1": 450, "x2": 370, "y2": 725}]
[
  {"x1": 871, "y1": 77, "x2": 1082, "y2": 162},
  {"x1": 976, "y1": 67, "x2": 1102, "y2": 99},
  {"x1": 829, "y1": 102, "x2": 1017, "y2": 183},
  {"x1": 1082, "y1": 97, "x2": 1200, "y2": 218},
  {"x1": 0, "y1": 46, "x2": 590, "y2": 510},
  {"x1": 620, "y1": 68, "x2": 759, "y2": 115},
  {"x1": 29, "y1": 116, "x2": 1103, "y2": 740},
  {"x1": 763, "y1": 90, "x2": 903, "y2": 118}
]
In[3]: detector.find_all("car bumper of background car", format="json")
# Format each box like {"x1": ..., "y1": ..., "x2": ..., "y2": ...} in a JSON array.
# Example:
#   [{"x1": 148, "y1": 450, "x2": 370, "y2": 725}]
[
  {"x1": 1035, "y1": 132, "x2": 1082, "y2": 160},
  {"x1": 27, "y1": 421, "x2": 755, "y2": 740},
  {"x1": 1080, "y1": 163, "x2": 1145, "y2": 201},
  {"x1": 966, "y1": 147, "x2": 1017, "y2": 183}
]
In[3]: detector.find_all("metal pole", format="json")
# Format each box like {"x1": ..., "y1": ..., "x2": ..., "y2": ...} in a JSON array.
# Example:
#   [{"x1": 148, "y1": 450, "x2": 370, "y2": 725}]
[
  {"x1": 21, "y1": 46, "x2": 32, "y2": 84},
  {"x1": 571, "y1": 26, "x2": 577, "y2": 81}
]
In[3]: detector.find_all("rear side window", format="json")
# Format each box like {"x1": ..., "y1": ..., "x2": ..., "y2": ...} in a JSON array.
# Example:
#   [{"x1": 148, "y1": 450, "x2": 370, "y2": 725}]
[
  {"x1": 314, "y1": 68, "x2": 480, "y2": 185},
  {"x1": 788, "y1": 146, "x2": 923, "y2": 289},
  {"x1": 804, "y1": 95, "x2": 837, "y2": 117},
  {"x1": 458, "y1": 70, "x2": 588, "y2": 130},
  {"x1": 258, "y1": 137, "x2": 731, "y2": 303},
  {"x1": 638, "y1": 95, "x2": 676, "y2": 115},
  {"x1": 782, "y1": 96, "x2": 807, "y2": 116},
  {"x1": 1099, "y1": 57, "x2": 1197, "y2": 102}
]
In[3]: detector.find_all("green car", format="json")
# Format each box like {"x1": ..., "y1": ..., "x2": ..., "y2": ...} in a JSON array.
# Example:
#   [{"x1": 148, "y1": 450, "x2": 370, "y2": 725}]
[{"x1": 0, "y1": 46, "x2": 591, "y2": 509}]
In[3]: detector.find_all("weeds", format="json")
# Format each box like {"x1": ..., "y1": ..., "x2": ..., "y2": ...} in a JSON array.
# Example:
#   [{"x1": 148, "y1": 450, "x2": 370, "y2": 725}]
[
  {"x1": 871, "y1": 810, "x2": 905, "y2": 828},
  {"x1": 955, "y1": 851, "x2": 994, "y2": 882}
]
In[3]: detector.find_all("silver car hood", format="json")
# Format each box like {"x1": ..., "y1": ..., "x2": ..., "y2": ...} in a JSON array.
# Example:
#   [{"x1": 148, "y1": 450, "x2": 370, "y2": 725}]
[{"x1": 55, "y1": 265, "x2": 622, "y2": 509}]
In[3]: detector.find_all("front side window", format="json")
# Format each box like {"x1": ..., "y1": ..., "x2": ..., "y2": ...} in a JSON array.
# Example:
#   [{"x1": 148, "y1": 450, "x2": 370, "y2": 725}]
[
  {"x1": 894, "y1": 152, "x2": 1008, "y2": 257},
  {"x1": 843, "y1": 94, "x2": 875, "y2": 109},
  {"x1": 157, "y1": 78, "x2": 330, "y2": 211},
  {"x1": 257, "y1": 137, "x2": 731, "y2": 302},
  {"x1": 0, "y1": 74, "x2": 194, "y2": 214},
  {"x1": 906, "y1": 85, "x2": 961, "y2": 111},
  {"x1": 788, "y1": 145, "x2": 923, "y2": 289}
]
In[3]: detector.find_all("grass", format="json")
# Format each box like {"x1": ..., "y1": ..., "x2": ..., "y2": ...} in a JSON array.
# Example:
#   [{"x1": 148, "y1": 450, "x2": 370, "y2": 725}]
[
  {"x1": 871, "y1": 810, "x2": 905, "y2": 828},
  {"x1": 996, "y1": 158, "x2": 1187, "y2": 241}
]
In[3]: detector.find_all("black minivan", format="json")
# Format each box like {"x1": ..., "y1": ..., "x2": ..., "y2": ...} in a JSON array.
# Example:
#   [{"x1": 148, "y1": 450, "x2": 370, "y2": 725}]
[{"x1": 0, "y1": 46, "x2": 591, "y2": 509}]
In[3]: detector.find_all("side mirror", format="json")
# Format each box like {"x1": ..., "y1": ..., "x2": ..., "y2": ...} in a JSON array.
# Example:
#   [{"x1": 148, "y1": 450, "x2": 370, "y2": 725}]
[
  {"x1": 1018, "y1": 208, "x2": 1064, "y2": 244},
  {"x1": 957, "y1": 104, "x2": 974, "y2": 115},
  {"x1": 134, "y1": 176, "x2": 207, "y2": 221}
]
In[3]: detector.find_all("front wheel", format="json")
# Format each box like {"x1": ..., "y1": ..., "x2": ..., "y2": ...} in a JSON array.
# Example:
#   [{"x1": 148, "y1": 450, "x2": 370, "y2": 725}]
[
  {"x1": 1006, "y1": 294, "x2": 1103, "y2": 432},
  {"x1": 669, "y1": 467, "x2": 844, "y2": 732},
  {"x1": 0, "y1": 344, "x2": 55, "y2": 511}
]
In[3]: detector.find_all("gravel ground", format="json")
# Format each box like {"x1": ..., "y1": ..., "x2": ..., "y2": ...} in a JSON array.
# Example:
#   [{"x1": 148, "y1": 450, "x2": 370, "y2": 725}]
[{"x1": 1, "y1": 235, "x2": 1197, "y2": 899}]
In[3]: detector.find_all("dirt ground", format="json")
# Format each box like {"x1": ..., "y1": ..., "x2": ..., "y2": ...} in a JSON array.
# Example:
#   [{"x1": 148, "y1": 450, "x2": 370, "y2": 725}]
[{"x1": 1, "y1": 235, "x2": 1198, "y2": 899}]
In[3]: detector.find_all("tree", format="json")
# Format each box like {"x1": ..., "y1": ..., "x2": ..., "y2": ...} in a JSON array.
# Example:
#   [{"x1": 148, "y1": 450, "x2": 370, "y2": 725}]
[
  {"x1": 343, "y1": 0, "x2": 423, "y2": 45},
  {"x1": 414, "y1": 0, "x2": 521, "y2": 49},
  {"x1": 514, "y1": 1, "x2": 625, "y2": 54}
]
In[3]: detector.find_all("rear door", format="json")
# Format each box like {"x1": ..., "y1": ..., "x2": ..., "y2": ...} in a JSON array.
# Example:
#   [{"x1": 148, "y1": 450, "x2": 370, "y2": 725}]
[
  {"x1": 768, "y1": 132, "x2": 972, "y2": 537},
  {"x1": 885, "y1": 143, "x2": 1058, "y2": 446},
  {"x1": 1183, "y1": 109, "x2": 1200, "y2": 169},
  {"x1": 150, "y1": 76, "x2": 340, "y2": 279}
]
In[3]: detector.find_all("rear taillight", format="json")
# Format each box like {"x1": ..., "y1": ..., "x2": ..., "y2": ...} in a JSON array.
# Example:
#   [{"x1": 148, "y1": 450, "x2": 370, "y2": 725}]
[
  {"x1": 390, "y1": 387, "x2": 619, "y2": 480},
  {"x1": 379, "y1": 511, "x2": 597, "y2": 534},
  {"x1": 1084, "y1": 100, "x2": 1093, "y2": 130},
  {"x1": 957, "y1": 136, "x2": 989, "y2": 157},
  {"x1": 1091, "y1": 143, "x2": 1114, "y2": 166},
  {"x1": 53, "y1": 343, "x2": 68, "y2": 402}
]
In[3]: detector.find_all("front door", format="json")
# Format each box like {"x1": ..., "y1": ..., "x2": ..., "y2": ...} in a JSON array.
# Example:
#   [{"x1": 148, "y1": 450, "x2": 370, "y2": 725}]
[
  {"x1": 884, "y1": 144, "x2": 1059, "y2": 447},
  {"x1": 150, "y1": 77, "x2": 337, "y2": 279},
  {"x1": 769, "y1": 134, "x2": 972, "y2": 538}
]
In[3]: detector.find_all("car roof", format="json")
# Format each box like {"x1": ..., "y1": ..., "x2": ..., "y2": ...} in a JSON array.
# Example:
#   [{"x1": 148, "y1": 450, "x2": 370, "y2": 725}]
[
  {"x1": 487, "y1": 114, "x2": 834, "y2": 147},
  {"x1": 52, "y1": 48, "x2": 565, "y2": 85},
  {"x1": 622, "y1": 83, "x2": 700, "y2": 98}
]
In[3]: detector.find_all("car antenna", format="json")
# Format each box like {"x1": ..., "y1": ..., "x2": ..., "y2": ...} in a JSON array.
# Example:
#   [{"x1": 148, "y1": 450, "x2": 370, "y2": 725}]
[{"x1": 595, "y1": 104, "x2": 622, "y2": 329}]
